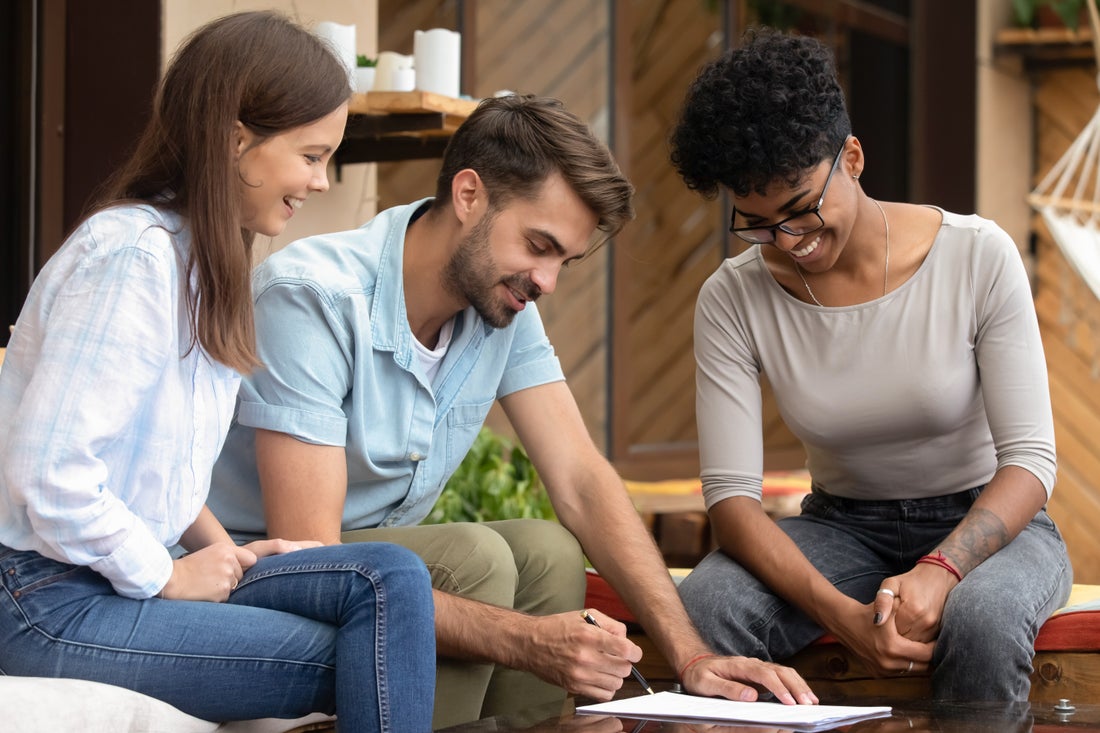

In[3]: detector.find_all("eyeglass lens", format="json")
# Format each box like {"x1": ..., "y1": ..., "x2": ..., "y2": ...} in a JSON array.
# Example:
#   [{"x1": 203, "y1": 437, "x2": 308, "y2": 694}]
[{"x1": 729, "y1": 138, "x2": 848, "y2": 244}]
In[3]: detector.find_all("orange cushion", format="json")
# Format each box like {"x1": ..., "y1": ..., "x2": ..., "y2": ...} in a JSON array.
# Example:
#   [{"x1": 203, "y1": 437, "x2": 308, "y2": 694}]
[
  {"x1": 622, "y1": 470, "x2": 812, "y2": 501},
  {"x1": 1035, "y1": 610, "x2": 1100, "y2": 652},
  {"x1": 584, "y1": 570, "x2": 635, "y2": 623}
]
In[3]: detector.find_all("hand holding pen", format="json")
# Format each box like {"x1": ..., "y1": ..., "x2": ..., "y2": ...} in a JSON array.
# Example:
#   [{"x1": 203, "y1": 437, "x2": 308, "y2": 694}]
[{"x1": 582, "y1": 609, "x2": 655, "y2": 695}]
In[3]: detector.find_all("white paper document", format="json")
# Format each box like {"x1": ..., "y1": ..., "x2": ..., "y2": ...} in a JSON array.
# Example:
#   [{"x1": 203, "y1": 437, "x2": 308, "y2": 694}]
[{"x1": 577, "y1": 691, "x2": 891, "y2": 731}]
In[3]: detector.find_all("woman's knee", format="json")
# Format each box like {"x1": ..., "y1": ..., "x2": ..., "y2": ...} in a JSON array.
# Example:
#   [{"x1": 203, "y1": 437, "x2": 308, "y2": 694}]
[
  {"x1": 367, "y1": 542, "x2": 433, "y2": 603},
  {"x1": 678, "y1": 552, "x2": 753, "y2": 614},
  {"x1": 938, "y1": 579, "x2": 1037, "y2": 663}
]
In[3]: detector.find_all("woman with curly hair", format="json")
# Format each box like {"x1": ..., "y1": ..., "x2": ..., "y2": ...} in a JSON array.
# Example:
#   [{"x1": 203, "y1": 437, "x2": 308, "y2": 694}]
[
  {"x1": 671, "y1": 28, "x2": 1070, "y2": 701},
  {"x1": 0, "y1": 11, "x2": 434, "y2": 729}
]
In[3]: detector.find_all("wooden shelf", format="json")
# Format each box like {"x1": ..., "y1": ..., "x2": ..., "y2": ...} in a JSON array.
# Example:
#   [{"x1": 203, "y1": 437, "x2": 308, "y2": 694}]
[
  {"x1": 995, "y1": 26, "x2": 1098, "y2": 69},
  {"x1": 349, "y1": 90, "x2": 478, "y2": 119},
  {"x1": 335, "y1": 91, "x2": 479, "y2": 173}
]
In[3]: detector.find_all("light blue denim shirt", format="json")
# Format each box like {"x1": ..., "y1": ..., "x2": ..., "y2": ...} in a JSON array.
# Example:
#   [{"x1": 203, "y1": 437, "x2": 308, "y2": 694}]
[
  {"x1": 0, "y1": 205, "x2": 240, "y2": 598},
  {"x1": 209, "y1": 200, "x2": 564, "y2": 535}
]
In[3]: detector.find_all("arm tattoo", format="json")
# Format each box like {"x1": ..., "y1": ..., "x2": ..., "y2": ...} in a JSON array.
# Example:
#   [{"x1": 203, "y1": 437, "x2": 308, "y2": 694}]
[{"x1": 939, "y1": 507, "x2": 1010, "y2": 575}]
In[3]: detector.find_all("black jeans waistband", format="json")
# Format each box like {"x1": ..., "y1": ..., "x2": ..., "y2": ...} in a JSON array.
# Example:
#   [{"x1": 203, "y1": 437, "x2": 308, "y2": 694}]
[{"x1": 809, "y1": 484, "x2": 986, "y2": 515}]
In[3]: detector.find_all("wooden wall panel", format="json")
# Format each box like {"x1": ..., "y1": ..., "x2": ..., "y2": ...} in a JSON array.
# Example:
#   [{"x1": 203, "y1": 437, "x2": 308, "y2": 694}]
[
  {"x1": 1033, "y1": 68, "x2": 1100, "y2": 585},
  {"x1": 617, "y1": 0, "x2": 724, "y2": 470}
]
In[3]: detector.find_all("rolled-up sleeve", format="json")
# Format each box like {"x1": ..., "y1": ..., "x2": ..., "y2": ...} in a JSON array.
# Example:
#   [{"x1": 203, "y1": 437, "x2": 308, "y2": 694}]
[{"x1": 496, "y1": 303, "x2": 564, "y2": 398}]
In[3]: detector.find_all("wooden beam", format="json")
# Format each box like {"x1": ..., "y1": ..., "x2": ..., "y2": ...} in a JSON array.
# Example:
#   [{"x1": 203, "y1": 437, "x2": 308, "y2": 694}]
[
  {"x1": 779, "y1": 0, "x2": 909, "y2": 46},
  {"x1": 610, "y1": 0, "x2": 633, "y2": 461},
  {"x1": 457, "y1": 0, "x2": 476, "y2": 97}
]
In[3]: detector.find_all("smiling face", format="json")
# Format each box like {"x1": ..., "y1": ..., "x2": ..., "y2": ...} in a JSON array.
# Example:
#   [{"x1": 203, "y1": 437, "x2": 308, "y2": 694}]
[
  {"x1": 236, "y1": 102, "x2": 349, "y2": 237},
  {"x1": 442, "y1": 172, "x2": 598, "y2": 328},
  {"x1": 731, "y1": 138, "x2": 862, "y2": 274}
]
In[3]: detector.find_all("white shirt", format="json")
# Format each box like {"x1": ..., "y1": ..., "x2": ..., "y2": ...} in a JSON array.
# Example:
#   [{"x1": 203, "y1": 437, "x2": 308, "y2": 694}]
[
  {"x1": 412, "y1": 317, "x2": 455, "y2": 385},
  {"x1": 0, "y1": 205, "x2": 239, "y2": 598}
]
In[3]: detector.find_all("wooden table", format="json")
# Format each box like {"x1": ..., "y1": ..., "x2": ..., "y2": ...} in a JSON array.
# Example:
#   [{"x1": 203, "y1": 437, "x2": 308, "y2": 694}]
[{"x1": 437, "y1": 695, "x2": 1100, "y2": 732}]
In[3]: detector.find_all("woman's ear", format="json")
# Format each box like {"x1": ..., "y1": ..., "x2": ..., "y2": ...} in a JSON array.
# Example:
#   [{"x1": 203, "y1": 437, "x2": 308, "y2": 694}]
[
  {"x1": 233, "y1": 121, "x2": 253, "y2": 160},
  {"x1": 451, "y1": 169, "x2": 485, "y2": 225},
  {"x1": 844, "y1": 136, "x2": 865, "y2": 180}
]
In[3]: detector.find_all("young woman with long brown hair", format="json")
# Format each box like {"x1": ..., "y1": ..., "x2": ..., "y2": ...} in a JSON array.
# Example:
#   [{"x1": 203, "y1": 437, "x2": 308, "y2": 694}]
[{"x1": 0, "y1": 12, "x2": 434, "y2": 729}]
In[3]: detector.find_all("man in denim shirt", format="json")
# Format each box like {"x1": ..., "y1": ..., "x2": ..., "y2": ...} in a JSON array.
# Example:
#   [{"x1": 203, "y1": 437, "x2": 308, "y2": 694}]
[{"x1": 209, "y1": 95, "x2": 815, "y2": 728}]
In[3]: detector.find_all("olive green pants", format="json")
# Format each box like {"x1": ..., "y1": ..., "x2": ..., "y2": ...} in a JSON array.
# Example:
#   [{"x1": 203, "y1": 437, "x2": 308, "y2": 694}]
[{"x1": 342, "y1": 519, "x2": 587, "y2": 729}]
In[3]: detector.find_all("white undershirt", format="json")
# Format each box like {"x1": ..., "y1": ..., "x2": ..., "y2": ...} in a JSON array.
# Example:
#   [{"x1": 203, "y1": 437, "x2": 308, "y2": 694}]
[{"x1": 413, "y1": 317, "x2": 455, "y2": 385}]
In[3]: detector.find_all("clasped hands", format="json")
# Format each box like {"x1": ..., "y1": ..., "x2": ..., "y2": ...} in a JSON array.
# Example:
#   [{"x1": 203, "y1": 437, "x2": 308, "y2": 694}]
[
  {"x1": 523, "y1": 608, "x2": 816, "y2": 705},
  {"x1": 158, "y1": 538, "x2": 321, "y2": 602},
  {"x1": 834, "y1": 562, "x2": 959, "y2": 677}
]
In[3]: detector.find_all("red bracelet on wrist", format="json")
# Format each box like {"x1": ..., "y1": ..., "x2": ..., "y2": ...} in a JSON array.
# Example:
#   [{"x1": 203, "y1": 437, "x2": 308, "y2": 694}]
[
  {"x1": 679, "y1": 653, "x2": 716, "y2": 680},
  {"x1": 917, "y1": 551, "x2": 963, "y2": 582}
]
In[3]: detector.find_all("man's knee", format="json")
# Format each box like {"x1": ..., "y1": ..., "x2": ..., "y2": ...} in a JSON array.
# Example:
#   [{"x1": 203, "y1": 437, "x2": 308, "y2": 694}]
[
  {"x1": 501, "y1": 520, "x2": 583, "y2": 580},
  {"x1": 490, "y1": 519, "x2": 586, "y2": 613},
  {"x1": 420, "y1": 522, "x2": 519, "y2": 605}
]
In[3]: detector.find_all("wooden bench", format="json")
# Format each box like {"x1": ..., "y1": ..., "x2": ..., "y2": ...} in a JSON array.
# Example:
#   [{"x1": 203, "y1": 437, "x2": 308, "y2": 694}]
[
  {"x1": 586, "y1": 572, "x2": 1100, "y2": 703},
  {"x1": 624, "y1": 471, "x2": 811, "y2": 567}
]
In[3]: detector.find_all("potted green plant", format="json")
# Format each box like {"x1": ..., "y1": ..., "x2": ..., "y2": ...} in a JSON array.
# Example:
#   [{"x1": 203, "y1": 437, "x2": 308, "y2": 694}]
[
  {"x1": 355, "y1": 54, "x2": 377, "y2": 93},
  {"x1": 422, "y1": 428, "x2": 556, "y2": 524},
  {"x1": 1012, "y1": 0, "x2": 1088, "y2": 30}
]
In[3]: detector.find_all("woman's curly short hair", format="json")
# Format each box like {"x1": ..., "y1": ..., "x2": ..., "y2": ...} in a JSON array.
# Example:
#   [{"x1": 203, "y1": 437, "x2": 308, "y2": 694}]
[{"x1": 670, "y1": 28, "x2": 851, "y2": 199}]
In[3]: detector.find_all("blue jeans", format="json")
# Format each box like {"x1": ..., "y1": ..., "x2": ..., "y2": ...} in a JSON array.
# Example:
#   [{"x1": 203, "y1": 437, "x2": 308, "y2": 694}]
[
  {"x1": 679, "y1": 487, "x2": 1072, "y2": 700},
  {"x1": 0, "y1": 542, "x2": 435, "y2": 731}
]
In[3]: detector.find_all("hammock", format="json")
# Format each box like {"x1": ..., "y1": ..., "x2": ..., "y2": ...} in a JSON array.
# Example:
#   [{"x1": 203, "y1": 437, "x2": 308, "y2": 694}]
[{"x1": 1028, "y1": 0, "x2": 1100, "y2": 302}]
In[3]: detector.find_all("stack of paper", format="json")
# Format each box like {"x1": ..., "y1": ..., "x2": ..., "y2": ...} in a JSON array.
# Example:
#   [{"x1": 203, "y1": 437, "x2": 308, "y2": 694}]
[{"x1": 578, "y1": 691, "x2": 891, "y2": 732}]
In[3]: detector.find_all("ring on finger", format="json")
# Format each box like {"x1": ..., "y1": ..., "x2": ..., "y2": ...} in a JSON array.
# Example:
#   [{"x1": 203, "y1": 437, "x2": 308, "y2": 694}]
[
  {"x1": 905, "y1": 660, "x2": 914, "y2": 675},
  {"x1": 877, "y1": 588, "x2": 896, "y2": 598}
]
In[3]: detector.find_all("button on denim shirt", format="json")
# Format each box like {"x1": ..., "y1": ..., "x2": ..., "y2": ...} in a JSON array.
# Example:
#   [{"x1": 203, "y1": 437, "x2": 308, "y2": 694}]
[{"x1": 209, "y1": 200, "x2": 564, "y2": 535}]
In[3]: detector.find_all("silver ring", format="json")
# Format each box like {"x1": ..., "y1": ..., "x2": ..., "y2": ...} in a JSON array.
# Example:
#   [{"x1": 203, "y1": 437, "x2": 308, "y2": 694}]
[
  {"x1": 877, "y1": 588, "x2": 895, "y2": 598},
  {"x1": 906, "y1": 660, "x2": 914, "y2": 674},
  {"x1": 231, "y1": 580, "x2": 238, "y2": 590}
]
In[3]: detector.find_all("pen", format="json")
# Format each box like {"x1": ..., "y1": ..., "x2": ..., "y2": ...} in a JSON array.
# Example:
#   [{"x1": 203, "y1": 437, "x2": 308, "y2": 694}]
[{"x1": 581, "y1": 609, "x2": 655, "y2": 695}]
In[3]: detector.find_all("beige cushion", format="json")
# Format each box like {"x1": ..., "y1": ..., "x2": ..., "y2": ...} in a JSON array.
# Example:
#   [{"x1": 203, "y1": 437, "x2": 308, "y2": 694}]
[{"x1": 2, "y1": 677, "x2": 335, "y2": 733}]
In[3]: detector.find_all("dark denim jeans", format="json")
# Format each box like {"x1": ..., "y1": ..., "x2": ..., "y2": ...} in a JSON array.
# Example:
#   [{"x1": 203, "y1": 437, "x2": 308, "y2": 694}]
[
  {"x1": 679, "y1": 487, "x2": 1072, "y2": 700},
  {"x1": 0, "y1": 542, "x2": 435, "y2": 731}
]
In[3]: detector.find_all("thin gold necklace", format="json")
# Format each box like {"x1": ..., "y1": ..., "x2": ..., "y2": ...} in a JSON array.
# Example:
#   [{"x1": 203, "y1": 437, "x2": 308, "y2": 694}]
[{"x1": 796, "y1": 198, "x2": 890, "y2": 307}]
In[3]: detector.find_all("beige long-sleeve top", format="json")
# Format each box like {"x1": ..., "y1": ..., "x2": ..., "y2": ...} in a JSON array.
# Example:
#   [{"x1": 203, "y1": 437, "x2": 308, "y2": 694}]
[{"x1": 695, "y1": 209, "x2": 1056, "y2": 509}]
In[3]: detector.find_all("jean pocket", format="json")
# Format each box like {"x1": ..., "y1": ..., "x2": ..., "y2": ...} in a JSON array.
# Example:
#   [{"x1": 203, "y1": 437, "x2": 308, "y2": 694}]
[{"x1": 1, "y1": 550, "x2": 87, "y2": 597}]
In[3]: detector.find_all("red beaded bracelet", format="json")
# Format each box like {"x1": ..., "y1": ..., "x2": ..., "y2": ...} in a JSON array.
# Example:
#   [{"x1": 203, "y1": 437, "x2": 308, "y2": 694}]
[
  {"x1": 917, "y1": 550, "x2": 963, "y2": 582},
  {"x1": 679, "y1": 653, "x2": 717, "y2": 680}
]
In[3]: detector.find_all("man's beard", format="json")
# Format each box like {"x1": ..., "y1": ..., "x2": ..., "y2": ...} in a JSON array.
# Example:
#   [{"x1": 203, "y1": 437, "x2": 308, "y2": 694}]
[{"x1": 441, "y1": 212, "x2": 539, "y2": 329}]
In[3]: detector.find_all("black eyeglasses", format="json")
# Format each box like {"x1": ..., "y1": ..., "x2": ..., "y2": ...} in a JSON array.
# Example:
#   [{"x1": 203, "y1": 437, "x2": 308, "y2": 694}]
[{"x1": 729, "y1": 138, "x2": 848, "y2": 244}]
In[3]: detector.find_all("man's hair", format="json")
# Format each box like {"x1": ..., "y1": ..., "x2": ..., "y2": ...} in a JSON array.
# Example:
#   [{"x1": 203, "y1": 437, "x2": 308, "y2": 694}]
[
  {"x1": 92, "y1": 11, "x2": 350, "y2": 372},
  {"x1": 433, "y1": 94, "x2": 634, "y2": 241},
  {"x1": 670, "y1": 27, "x2": 851, "y2": 199}
]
